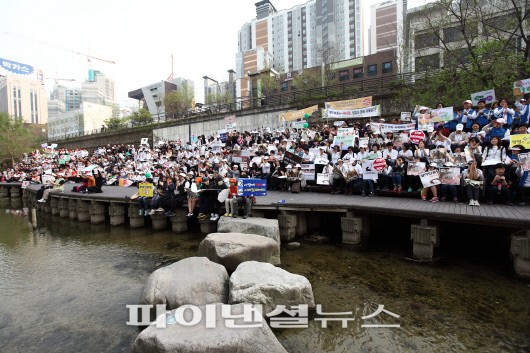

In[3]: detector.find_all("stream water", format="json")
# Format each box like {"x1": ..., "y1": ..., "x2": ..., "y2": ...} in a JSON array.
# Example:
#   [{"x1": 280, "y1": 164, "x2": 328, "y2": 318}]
[{"x1": 0, "y1": 199, "x2": 528, "y2": 353}]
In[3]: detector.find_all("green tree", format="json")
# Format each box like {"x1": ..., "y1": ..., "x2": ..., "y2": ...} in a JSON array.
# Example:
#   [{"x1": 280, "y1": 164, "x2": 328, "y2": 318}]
[
  {"x1": 164, "y1": 89, "x2": 194, "y2": 114},
  {"x1": 0, "y1": 113, "x2": 38, "y2": 165},
  {"x1": 400, "y1": 0, "x2": 530, "y2": 106},
  {"x1": 103, "y1": 116, "x2": 129, "y2": 130},
  {"x1": 259, "y1": 72, "x2": 282, "y2": 96},
  {"x1": 128, "y1": 109, "x2": 152, "y2": 126}
]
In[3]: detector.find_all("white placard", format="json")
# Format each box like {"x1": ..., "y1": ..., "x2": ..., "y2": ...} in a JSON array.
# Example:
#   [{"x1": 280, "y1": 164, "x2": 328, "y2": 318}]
[
  {"x1": 317, "y1": 173, "x2": 330, "y2": 185},
  {"x1": 420, "y1": 170, "x2": 441, "y2": 188}
]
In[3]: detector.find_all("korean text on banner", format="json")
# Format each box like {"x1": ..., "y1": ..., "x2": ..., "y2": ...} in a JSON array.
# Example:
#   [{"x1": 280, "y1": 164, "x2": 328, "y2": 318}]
[
  {"x1": 419, "y1": 170, "x2": 441, "y2": 188},
  {"x1": 283, "y1": 151, "x2": 303, "y2": 166},
  {"x1": 514, "y1": 78, "x2": 530, "y2": 96},
  {"x1": 519, "y1": 153, "x2": 530, "y2": 171},
  {"x1": 325, "y1": 96, "x2": 372, "y2": 110},
  {"x1": 279, "y1": 105, "x2": 318, "y2": 122},
  {"x1": 138, "y1": 182, "x2": 154, "y2": 197},
  {"x1": 326, "y1": 105, "x2": 381, "y2": 119},
  {"x1": 471, "y1": 89, "x2": 496, "y2": 105},
  {"x1": 316, "y1": 173, "x2": 330, "y2": 185},
  {"x1": 237, "y1": 178, "x2": 267, "y2": 196},
  {"x1": 510, "y1": 134, "x2": 530, "y2": 149}
]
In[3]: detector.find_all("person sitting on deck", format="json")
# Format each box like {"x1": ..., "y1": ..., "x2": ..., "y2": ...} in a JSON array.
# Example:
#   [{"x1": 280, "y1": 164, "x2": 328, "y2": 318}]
[{"x1": 485, "y1": 163, "x2": 513, "y2": 205}]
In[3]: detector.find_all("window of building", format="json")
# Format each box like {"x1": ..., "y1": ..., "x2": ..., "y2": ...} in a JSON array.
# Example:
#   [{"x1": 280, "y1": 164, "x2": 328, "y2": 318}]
[
  {"x1": 443, "y1": 26, "x2": 464, "y2": 43},
  {"x1": 339, "y1": 70, "x2": 349, "y2": 81},
  {"x1": 415, "y1": 32, "x2": 438, "y2": 49},
  {"x1": 382, "y1": 61, "x2": 393, "y2": 74},
  {"x1": 353, "y1": 67, "x2": 363, "y2": 78},
  {"x1": 415, "y1": 53, "x2": 440, "y2": 72},
  {"x1": 367, "y1": 64, "x2": 377, "y2": 76}
]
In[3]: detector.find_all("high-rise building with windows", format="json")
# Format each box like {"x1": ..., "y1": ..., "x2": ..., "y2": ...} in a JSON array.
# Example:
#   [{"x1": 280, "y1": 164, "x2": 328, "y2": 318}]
[
  {"x1": 236, "y1": 0, "x2": 363, "y2": 99},
  {"x1": 0, "y1": 75, "x2": 48, "y2": 124}
]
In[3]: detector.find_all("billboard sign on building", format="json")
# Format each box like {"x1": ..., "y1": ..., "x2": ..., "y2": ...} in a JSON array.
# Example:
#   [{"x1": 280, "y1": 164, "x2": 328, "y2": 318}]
[{"x1": 0, "y1": 58, "x2": 34, "y2": 76}]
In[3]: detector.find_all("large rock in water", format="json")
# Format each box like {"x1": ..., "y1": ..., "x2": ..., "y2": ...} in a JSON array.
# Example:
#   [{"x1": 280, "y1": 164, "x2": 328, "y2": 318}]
[
  {"x1": 132, "y1": 303, "x2": 288, "y2": 353},
  {"x1": 217, "y1": 217, "x2": 281, "y2": 265},
  {"x1": 139, "y1": 257, "x2": 229, "y2": 310},
  {"x1": 198, "y1": 233, "x2": 277, "y2": 272},
  {"x1": 230, "y1": 261, "x2": 315, "y2": 314}
]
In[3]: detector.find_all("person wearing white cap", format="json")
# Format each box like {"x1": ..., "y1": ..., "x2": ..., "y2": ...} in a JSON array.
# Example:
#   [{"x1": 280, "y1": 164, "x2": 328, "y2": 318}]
[
  {"x1": 458, "y1": 99, "x2": 477, "y2": 130},
  {"x1": 448, "y1": 123, "x2": 469, "y2": 151},
  {"x1": 482, "y1": 116, "x2": 510, "y2": 143},
  {"x1": 493, "y1": 98, "x2": 515, "y2": 126}
]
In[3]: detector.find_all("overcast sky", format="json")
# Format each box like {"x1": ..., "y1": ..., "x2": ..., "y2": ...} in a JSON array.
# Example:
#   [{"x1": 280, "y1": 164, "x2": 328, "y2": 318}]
[{"x1": 0, "y1": 0, "x2": 430, "y2": 107}]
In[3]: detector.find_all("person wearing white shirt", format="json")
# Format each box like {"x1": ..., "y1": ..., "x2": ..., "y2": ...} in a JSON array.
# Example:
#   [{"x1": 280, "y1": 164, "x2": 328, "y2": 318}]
[
  {"x1": 382, "y1": 142, "x2": 398, "y2": 167},
  {"x1": 356, "y1": 147, "x2": 369, "y2": 162}
]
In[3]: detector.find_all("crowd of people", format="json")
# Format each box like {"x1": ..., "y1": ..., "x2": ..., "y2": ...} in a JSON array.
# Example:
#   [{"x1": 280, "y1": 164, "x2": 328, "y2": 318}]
[{"x1": 1, "y1": 95, "x2": 529, "y2": 215}]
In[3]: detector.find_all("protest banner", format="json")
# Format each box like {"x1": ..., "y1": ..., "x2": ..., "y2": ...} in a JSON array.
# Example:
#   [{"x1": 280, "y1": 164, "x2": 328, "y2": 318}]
[
  {"x1": 519, "y1": 153, "x2": 530, "y2": 171},
  {"x1": 417, "y1": 113, "x2": 432, "y2": 131},
  {"x1": 471, "y1": 89, "x2": 496, "y2": 105},
  {"x1": 140, "y1": 138, "x2": 149, "y2": 145},
  {"x1": 333, "y1": 120, "x2": 346, "y2": 126},
  {"x1": 283, "y1": 151, "x2": 303, "y2": 166},
  {"x1": 407, "y1": 161, "x2": 426, "y2": 176},
  {"x1": 21, "y1": 181, "x2": 30, "y2": 189},
  {"x1": 316, "y1": 173, "x2": 330, "y2": 185},
  {"x1": 400, "y1": 112, "x2": 411, "y2": 121},
  {"x1": 431, "y1": 107, "x2": 454, "y2": 122},
  {"x1": 332, "y1": 135, "x2": 355, "y2": 150},
  {"x1": 337, "y1": 127, "x2": 356, "y2": 136},
  {"x1": 291, "y1": 121, "x2": 307, "y2": 129},
  {"x1": 453, "y1": 153, "x2": 467, "y2": 167},
  {"x1": 325, "y1": 96, "x2": 372, "y2": 110},
  {"x1": 326, "y1": 105, "x2": 381, "y2": 119},
  {"x1": 409, "y1": 130, "x2": 425, "y2": 144},
  {"x1": 372, "y1": 158, "x2": 387, "y2": 171},
  {"x1": 224, "y1": 115, "x2": 237, "y2": 124},
  {"x1": 219, "y1": 129, "x2": 228, "y2": 142},
  {"x1": 41, "y1": 143, "x2": 48, "y2": 149},
  {"x1": 359, "y1": 137, "x2": 369, "y2": 149},
  {"x1": 393, "y1": 133, "x2": 409, "y2": 148},
  {"x1": 237, "y1": 178, "x2": 267, "y2": 196},
  {"x1": 363, "y1": 171, "x2": 378, "y2": 181},
  {"x1": 420, "y1": 170, "x2": 441, "y2": 188},
  {"x1": 138, "y1": 182, "x2": 154, "y2": 197},
  {"x1": 314, "y1": 156, "x2": 329, "y2": 165},
  {"x1": 50, "y1": 143, "x2": 58, "y2": 149},
  {"x1": 376, "y1": 123, "x2": 415, "y2": 133},
  {"x1": 514, "y1": 78, "x2": 530, "y2": 96},
  {"x1": 58, "y1": 158, "x2": 66, "y2": 165},
  {"x1": 225, "y1": 122, "x2": 237, "y2": 130},
  {"x1": 509, "y1": 134, "x2": 530, "y2": 149},
  {"x1": 301, "y1": 163, "x2": 315, "y2": 181},
  {"x1": 430, "y1": 147, "x2": 447, "y2": 164},
  {"x1": 279, "y1": 105, "x2": 318, "y2": 122},
  {"x1": 439, "y1": 167, "x2": 460, "y2": 185}
]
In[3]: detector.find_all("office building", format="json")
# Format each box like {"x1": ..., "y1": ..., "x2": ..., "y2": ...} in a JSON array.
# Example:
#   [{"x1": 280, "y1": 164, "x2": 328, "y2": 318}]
[
  {"x1": 0, "y1": 74, "x2": 48, "y2": 124},
  {"x1": 47, "y1": 102, "x2": 112, "y2": 140}
]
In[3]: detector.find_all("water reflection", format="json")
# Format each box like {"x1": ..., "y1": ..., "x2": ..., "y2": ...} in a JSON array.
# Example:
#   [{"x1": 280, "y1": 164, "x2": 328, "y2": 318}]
[{"x1": 0, "y1": 200, "x2": 529, "y2": 353}]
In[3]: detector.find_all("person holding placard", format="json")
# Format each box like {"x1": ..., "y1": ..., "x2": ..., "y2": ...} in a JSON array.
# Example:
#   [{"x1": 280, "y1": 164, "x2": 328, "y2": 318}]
[
  {"x1": 462, "y1": 160, "x2": 484, "y2": 206},
  {"x1": 485, "y1": 163, "x2": 513, "y2": 205},
  {"x1": 481, "y1": 136, "x2": 507, "y2": 176},
  {"x1": 421, "y1": 163, "x2": 440, "y2": 202}
]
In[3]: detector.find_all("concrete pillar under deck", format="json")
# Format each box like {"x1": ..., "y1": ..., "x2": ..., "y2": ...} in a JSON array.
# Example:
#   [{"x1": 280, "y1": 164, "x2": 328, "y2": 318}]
[
  {"x1": 0, "y1": 185, "x2": 9, "y2": 198},
  {"x1": 9, "y1": 186, "x2": 20, "y2": 198},
  {"x1": 50, "y1": 197, "x2": 60, "y2": 216},
  {"x1": 127, "y1": 203, "x2": 144, "y2": 229},
  {"x1": 77, "y1": 200, "x2": 90, "y2": 222},
  {"x1": 295, "y1": 212, "x2": 307, "y2": 237},
  {"x1": 68, "y1": 199, "x2": 78, "y2": 220},
  {"x1": 511, "y1": 231, "x2": 530, "y2": 279},
  {"x1": 411, "y1": 219, "x2": 439, "y2": 260},
  {"x1": 170, "y1": 209, "x2": 188, "y2": 233},
  {"x1": 109, "y1": 202, "x2": 125, "y2": 226},
  {"x1": 278, "y1": 212, "x2": 297, "y2": 242},
  {"x1": 59, "y1": 198, "x2": 69, "y2": 218},
  {"x1": 90, "y1": 201, "x2": 106, "y2": 224},
  {"x1": 341, "y1": 210, "x2": 368, "y2": 246},
  {"x1": 198, "y1": 218, "x2": 217, "y2": 235},
  {"x1": 151, "y1": 213, "x2": 167, "y2": 231}
]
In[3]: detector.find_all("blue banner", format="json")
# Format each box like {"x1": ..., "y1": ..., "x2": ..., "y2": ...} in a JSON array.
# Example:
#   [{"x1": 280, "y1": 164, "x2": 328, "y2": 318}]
[
  {"x1": 237, "y1": 178, "x2": 267, "y2": 196},
  {"x1": 0, "y1": 58, "x2": 34, "y2": 75}
]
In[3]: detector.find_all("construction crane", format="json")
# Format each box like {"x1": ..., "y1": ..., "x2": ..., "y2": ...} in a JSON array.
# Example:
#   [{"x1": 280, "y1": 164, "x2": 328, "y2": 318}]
[
  {"x1": 45, "y1": 77, "x2": 76, "y2": 84},
  {"x1": 3, "y1": 32, "x2": 116, "y2": 64}
]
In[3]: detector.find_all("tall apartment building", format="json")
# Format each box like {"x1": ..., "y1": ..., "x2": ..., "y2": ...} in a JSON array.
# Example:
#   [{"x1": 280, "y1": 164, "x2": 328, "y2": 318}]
[
  {"x1": 369, "y1": 1, "x2": 398, "y2": 55},
  {"x1": 82, "y1": 69, "x2": 115, "y2": 106},
  {"x1": 236, "y1": 0, "x2": 363, "y2": 99},
  {"x1": 0, "y1": 75, "x2": 48, "y2": 124}
]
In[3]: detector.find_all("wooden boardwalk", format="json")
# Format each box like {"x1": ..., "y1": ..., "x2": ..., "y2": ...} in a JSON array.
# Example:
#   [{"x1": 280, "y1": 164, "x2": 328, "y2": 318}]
[{"x1": 6, "y1": 182, "x2": 527, "y2": 229}]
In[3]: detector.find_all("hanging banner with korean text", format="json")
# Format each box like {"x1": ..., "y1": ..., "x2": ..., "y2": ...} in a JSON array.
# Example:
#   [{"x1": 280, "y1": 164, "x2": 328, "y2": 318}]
[
  {"x1": 279, "y1": 105, "x2": 318, "y2": 122},
  {"x1": 324, "y1": 96, "x2": 372, "y2": 110},
  {"x1": 325, "y1": 105, "x2": 381, "y2": 119}
]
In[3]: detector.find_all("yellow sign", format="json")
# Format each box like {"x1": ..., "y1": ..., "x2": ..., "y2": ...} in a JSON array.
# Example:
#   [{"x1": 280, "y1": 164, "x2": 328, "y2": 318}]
[
  {"x1": 138, "y1": 182, "x2": 154, "y2": 197},
  {"x1": 279, "y1": 105, "x2": 318, "y2": 122},
  {"x1": 325, "y1": 96, "x2": 372, "y2": 110},
  {"x1": 509, "y1": 134, "x2": 530, "y2": 149}
]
